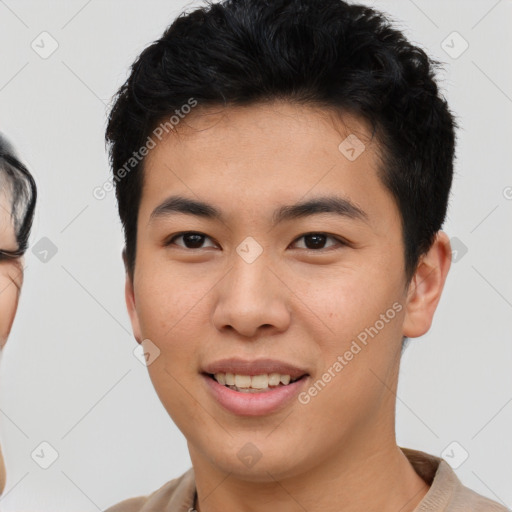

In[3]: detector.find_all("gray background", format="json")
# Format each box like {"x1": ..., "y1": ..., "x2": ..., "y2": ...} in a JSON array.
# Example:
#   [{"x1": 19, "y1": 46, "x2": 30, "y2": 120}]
[{"x1": 0, "y1": 0, "x2": 511, "y2": 510}]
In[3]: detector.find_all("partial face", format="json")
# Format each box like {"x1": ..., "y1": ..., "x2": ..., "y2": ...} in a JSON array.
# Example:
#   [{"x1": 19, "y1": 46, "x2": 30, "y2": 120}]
[
  {"x1": 0, "y1": 189, "x2": 23, "y2": 348},
  {"x1": 0, "y1": 187, "x2": 23, "y2": 494},
  {"x1": 125, "y1": 102, "x2": 443, "y2": 480}
]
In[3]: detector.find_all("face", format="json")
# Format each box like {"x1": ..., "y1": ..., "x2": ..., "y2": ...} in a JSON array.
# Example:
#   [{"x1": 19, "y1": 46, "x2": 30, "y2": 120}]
[
  {"x1": 0, "y1": 188, "x2": 23, "y2": 349},
  {"x1": 125, "y1": 101, "x2": 450, "y2": 481},
  {"x1": 0, "y1": 187, "x2": 23, "y2": 494}
]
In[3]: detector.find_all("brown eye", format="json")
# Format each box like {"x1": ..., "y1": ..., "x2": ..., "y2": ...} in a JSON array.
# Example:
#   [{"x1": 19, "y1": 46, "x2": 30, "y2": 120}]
[
  {"x1": 166, "y1": 232, "x2": 217, "y2": 250},
  {"x1": 164, "y1": 232, "x2": 347, "y2": 252},
  {"x1": 291, "y1": 233, "x2": 345, "y2": 251}
]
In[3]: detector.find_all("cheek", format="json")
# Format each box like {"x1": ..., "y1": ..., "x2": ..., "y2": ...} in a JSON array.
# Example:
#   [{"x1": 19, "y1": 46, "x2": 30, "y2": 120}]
[
  {"x1": 136, "y1": 272, "x2": 210, "y2": 430},
  {"x1": 298, "y1": 271, "x2": 405, "y2": 396},
  {"x1": 134, "y1": 266, "x2": 211, "y2": 339},
  {"x1": 296, "y1": 266, "x2": 397, "y2": 338},
  {"x1": 0, "y1": 278, "x2": 19, "y2": 347},
  {"x1": 133, "y1": 264, "x2": 215, "y2": 387}
]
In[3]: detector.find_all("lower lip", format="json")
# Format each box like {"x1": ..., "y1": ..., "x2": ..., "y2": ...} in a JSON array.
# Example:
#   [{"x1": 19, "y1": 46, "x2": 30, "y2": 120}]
[{"x1": 202, "y1": 374, "x2": 309, "y2": 416}]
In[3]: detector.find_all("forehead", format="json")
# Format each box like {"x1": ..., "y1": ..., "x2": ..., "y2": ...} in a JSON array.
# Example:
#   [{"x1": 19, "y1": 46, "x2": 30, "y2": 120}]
[
  {"x1": 147, "y1": 101, "x2": 377, "y2": 163},
  {"x1": 140, "y1": 102, "x2": 396, "y2": 228}
]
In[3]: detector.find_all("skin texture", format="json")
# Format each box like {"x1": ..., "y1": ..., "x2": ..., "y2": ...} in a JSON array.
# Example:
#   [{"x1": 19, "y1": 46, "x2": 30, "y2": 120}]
[
  {"x1": 125, "y1": 101, "x2": 452, "y2": 512},
  {"x1": 0, "y1": 188, "x2": 24, "y2": 494}
]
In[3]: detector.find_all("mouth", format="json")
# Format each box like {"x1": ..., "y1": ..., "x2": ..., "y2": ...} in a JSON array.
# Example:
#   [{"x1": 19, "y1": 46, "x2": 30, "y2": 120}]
[
  {"x1": 201, "y1": 358, "x2": 310, "y2": 415},
  {"x1": 203, "y1": 372, "x2": 307, "y2": 393},
  {"x1": 202, "y1": 371, "x2": 310, "y2": 416}
]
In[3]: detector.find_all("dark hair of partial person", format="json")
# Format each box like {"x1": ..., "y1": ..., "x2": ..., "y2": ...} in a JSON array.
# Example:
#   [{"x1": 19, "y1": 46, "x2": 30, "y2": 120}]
[
  {"x1": 0, "y1": 135, "x2": 37, "y2": 259},
  {"x1": 105, "y1": 0, "x2": 457, "y2": 285}
]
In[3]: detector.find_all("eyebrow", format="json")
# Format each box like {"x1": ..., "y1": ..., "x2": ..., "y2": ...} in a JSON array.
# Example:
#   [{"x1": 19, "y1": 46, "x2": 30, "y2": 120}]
[{"x1": 150, "y1": 194, "x2": 369, "y2": 226}]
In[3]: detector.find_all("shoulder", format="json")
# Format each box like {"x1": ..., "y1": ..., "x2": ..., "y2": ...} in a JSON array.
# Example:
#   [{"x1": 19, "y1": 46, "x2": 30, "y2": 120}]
[
  {"x1": 450, "y1": 484, "x2": 510, "y2": 511},
  {"x1": 104, "y1": 496, "x2": 147, "y2": 512},
  {"x1": 443, "y1": 467, "x2": 509, "y2": 512},
  {"x1": 103, "y1": 467, "x2": 195, "y2": 512},
  {"x1": 401, "y1": 447, "x2": 509, "y2": 512}
]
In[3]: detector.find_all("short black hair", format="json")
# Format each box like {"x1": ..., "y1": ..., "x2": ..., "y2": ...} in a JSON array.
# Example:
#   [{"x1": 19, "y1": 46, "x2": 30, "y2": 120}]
[
  {"x1": 0, "y1": 133, "x2": 37, "y2": 258},
  {"x1": 106, "y1": 0, "x2": 457, "y2": 284}
]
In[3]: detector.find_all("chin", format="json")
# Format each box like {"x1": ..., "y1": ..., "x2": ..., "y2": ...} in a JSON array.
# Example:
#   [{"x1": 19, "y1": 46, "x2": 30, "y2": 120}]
[{"x1": 202, "y1": 440, "x2": 307, "y2": 483}]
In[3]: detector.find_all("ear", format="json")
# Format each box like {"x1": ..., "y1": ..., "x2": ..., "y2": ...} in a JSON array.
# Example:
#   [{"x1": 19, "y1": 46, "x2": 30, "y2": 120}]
[
  {"x1": 402, "y1": 231, "x2": 452, "y2": 338},
  {"x1": 123, "y1": 249, "x2": 143, "y2": 345}
]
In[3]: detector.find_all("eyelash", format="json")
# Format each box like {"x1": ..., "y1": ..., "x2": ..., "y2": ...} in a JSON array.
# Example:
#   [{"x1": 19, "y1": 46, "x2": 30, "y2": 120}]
[
  {"x1": 0, "y1": 249, "x2": 22, "y2": 261},
  {"x1": 164, "y1": 231, "x2": 348, "y2": 252}
]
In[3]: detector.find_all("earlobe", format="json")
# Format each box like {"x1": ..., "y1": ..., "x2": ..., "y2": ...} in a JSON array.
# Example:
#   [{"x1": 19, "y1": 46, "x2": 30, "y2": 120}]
[
  {"x1": 123, "y1": 250, "x2": 143, "y2": 345},
  {"x1": 402, "y1": 231, "x2": 452, "y2": 338}
]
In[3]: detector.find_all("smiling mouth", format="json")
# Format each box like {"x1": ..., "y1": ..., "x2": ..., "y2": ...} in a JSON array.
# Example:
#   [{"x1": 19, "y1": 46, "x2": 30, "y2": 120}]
[{"x1": 204, "y1": 372, "x2": 308, "y2": 393}]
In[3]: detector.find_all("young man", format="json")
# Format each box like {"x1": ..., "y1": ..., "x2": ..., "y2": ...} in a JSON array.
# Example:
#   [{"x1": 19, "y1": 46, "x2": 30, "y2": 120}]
[
  {"x1": 0, "y1": 132, "x2": 37, "y2": 494},
  {"x1": 104, "y1": 0, "x2": 507, "y2": 510}
]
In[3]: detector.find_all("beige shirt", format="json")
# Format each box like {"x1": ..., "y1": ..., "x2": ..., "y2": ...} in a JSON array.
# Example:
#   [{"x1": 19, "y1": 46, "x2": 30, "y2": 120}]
[{"x1": 104, "y1": 447, "x2": 509, "y2": 512}]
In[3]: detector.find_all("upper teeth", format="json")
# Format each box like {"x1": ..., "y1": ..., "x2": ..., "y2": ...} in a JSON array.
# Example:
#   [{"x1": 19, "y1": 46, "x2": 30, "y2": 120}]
[{"x1": 214, "y1": 372, "x2": 292, "y2": 388}]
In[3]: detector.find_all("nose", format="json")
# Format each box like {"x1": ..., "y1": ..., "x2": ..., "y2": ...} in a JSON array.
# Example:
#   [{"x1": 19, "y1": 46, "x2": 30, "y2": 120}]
[{"x1": 211, "y1": 251, "x2": 291, "y2": 339}]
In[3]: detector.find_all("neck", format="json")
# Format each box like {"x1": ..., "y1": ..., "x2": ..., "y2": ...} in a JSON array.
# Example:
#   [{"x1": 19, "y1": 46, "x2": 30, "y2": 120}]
[{"x1": 190, "y1": 431, "x2": 429, "y2": 512}]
